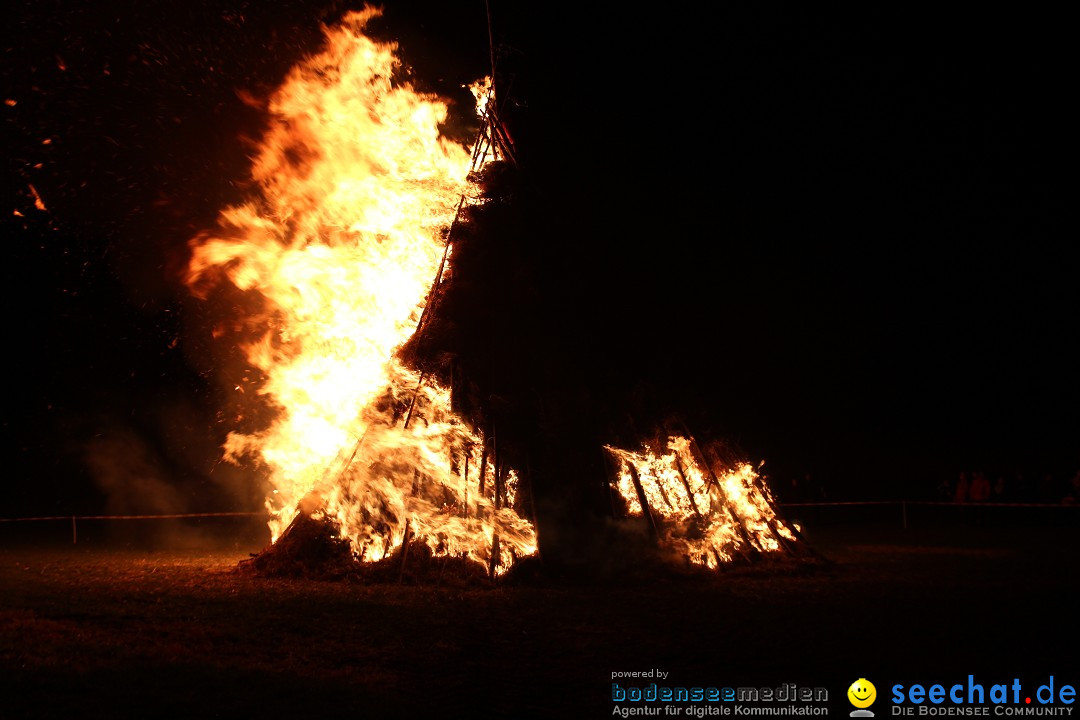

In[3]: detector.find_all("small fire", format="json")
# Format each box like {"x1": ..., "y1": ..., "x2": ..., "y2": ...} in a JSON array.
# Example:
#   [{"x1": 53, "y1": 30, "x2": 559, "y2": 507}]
[
  {"x1": 187, "y1": 7, "x2": 535, "y2": 574},
  {"x1": 605, "y1": 434, "x2": 797, "y2": 568}
]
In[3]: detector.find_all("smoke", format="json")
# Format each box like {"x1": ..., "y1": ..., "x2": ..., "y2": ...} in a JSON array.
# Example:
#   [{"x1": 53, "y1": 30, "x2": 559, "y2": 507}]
[
  {"x1": 149, "y1": 392, "x2": 269, "y2": 513},
  {"x1": 81, "y1": 421, "x2": 268, "y2": 550},
  {"x1": 84, "y1": 426, "x2": 186, "y2": 516}
]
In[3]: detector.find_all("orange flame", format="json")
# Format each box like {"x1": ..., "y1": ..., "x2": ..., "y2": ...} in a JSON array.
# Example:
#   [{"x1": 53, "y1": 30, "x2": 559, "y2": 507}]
[
  {"x1": 606, "y1": 435, "x2": 796, "y2": 568},
  {"x1": 187, "y1": 7, "x2": 536, "y2": 574}
]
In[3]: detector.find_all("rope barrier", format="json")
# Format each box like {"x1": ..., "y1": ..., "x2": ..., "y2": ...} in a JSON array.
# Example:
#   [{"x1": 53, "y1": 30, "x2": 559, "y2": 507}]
[
  {"x1": 777, "y1": 499, "x2": 1078, "y2": 530},
  {"x1": 1, "y1": 503, "x2": 1073, "y2": 542},
  {"x1": 778, "y1": 501, "x2": 898, "y2": 507},
  {"x1": 0, "y1": 512, "x2": 263, "y2": 522},
  {"x1": 903, "y1": 501, "x2": 1077, "y2": 508},
  {"x1": 778, "y1": 501, "x2": 1078, "y2": 508},
  {"x1": 0, "y1": 511, "x2": 265, "y2": 545},
  {"x1": 2, "y1": 502, "x2": 1074, "y2": 524}
]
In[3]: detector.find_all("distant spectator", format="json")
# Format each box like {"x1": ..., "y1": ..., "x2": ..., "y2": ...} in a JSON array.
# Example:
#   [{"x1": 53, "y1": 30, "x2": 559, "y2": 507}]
[
  {"x1": 969, "y1": 470, "x2": 991, "y2": 503},
  {"x1": 786, "y1": 475, "x2": 803, "y2": 503},
  {"x1": 953, "y1": 471, "x2": 969, "y2": 503},
  {"x1": 1013, "y1": 472, "x2": 1032, "y2": 502},
  {"x1": 1038, "y1": 473, "x2": 1056, "y2": 502},
  {"x1": 992, "y1": 475, "x2": 1008, "y2": 503},
  {"x1": 936, "y1": 474, "x2": 953, "y2": 501},
  {"x1": 816, "y1": 477, "x2": 829, "y2": 502},
  {"x1": 1064, "y1": 471, "x2": 1080, "y2": 505}
]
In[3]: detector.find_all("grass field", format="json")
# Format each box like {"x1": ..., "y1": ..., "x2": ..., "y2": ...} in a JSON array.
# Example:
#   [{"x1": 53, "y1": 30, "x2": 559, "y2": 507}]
[{"x1": 2, "y1": 515, "x2": 1078, "y2": 719}]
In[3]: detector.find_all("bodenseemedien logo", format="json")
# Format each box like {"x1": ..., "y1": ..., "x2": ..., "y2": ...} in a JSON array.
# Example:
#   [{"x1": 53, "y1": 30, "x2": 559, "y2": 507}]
[{"x1": 849, "y1": 679, "x2": 877, "y2": 717}]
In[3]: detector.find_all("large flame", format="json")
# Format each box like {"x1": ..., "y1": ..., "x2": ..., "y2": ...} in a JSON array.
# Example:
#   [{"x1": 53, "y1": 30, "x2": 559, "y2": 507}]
[
  {"x1": 606, "y1": 435, "x2": 797, "y2": 568},
  {"x1": 187, "y1": 7, "x2": 536, "y2": 574}
]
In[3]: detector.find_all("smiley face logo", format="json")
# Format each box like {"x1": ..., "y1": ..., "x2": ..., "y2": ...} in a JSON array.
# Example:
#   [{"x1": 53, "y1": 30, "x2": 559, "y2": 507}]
[{"x1": 848, "y1": 678, "x2": 877, "y2": 709}]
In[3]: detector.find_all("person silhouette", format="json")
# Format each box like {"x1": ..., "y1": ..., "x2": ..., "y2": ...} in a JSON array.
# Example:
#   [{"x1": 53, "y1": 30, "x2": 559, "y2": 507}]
[
  {"x1": 953, "y1": 471, "x2": 969, "y2": 503},
  {"x1": 969, "y1": 471, "x2": 991, "y2": 503},
  {"x1": 992, "y1": 474, "x2": 1007, "y2": 502},
  {"x1": 936, "y1": 474, "x2": 953, "y2": 501}
]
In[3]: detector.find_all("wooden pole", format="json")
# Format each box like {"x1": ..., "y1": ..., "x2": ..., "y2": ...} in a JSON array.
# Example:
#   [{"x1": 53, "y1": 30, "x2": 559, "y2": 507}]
[
  {"x1": 524, "y1": 459, "x2": 541, "y2": 563},
  {"x1": 674, "y1": 454, "x2": 704, "y2": 520},
  {"x1": 485, "y1": 0, "x2": 498, "y2": 105},
  {"x1": 478, "y1": 436, "x2": 489, "y2": 496},
  {"x1": 603, "y1": 449, "x2": 620, "y2": 519},
  {"x1": 488, "y1": 116, "x2": 518, "y2": 166},
  {"x1": 686, "y1": 436, "x2": 759, "y2": 555},
  {"x1": 488, "y1": 460, "x2": 504, "y2": 578},
  {"x1": 402, "y1": 371, "x2": 427, "y2": 429},
  {"x1": 488, "y1": 533, "x2": 501, "y2": 578},
  {"x1": 398, "y1": 520, "x2": 412, "y2": 583},
  {"x1": 626, "y1": 463, "x2": 659, "y2": 541},
  {"x1": 650, "y1": 463, "x2": 678, "y2": 512},
  {"x1": 751, "y1": 473, "x2": 819, "y2": 558},
  {"x1": 470, "y1": 124, "x2": 491, "y2": 167},
  {"x1": 463, "y1": 448, "x2": 470, "y2": 518}
]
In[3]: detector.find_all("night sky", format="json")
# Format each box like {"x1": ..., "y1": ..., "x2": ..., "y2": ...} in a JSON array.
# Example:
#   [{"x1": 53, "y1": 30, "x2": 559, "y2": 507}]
[{"x1": 4, "y1": 2, "x2": 1075, "y2": 519}]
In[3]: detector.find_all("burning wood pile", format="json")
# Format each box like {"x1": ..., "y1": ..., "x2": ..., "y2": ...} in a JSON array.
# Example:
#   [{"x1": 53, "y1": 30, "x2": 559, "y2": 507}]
[
  {"x1": 186, "y1": 7, "x2": 807, "y2": 583},
  {"x1": 605, "y1": 425, "x2": 808, "y2": 569}
]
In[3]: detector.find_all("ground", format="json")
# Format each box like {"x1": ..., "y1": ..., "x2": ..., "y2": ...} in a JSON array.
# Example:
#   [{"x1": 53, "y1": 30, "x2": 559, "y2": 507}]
[{"x1": 2, "y1": 512, "x2": 1078, "y2": 719}]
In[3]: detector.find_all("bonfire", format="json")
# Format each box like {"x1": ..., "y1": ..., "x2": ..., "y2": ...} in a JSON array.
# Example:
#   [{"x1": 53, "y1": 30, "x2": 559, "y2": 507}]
[{"x1": 186, "y1": 6, "x2": 806, "y2": 582}]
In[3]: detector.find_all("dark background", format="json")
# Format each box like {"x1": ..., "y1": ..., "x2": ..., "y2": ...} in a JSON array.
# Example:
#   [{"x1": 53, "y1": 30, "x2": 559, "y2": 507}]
[{"x1": 3, "y1": 1, "x2": 1075, "y2": 519}]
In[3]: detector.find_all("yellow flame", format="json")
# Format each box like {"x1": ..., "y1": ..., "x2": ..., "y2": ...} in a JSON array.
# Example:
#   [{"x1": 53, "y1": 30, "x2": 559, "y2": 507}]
[
  {"x1": 468, "y1": 76, "x2": 493, "y2": 119},
  {"x1": 188, "y1": 7, "x2": 535, "y2": 574},
  {"x1": 606, "y1": 436, "x2": 796, "y2": 568}
]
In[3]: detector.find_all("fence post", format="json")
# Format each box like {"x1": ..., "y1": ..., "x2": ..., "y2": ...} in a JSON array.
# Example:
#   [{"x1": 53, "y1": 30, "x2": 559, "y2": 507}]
[
  {"x1": 72, "y1": 515, "x2": 77, "y2": 545},
  {"x1": 901, "y1": 501, "x2": 908, "y2": 530}
]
